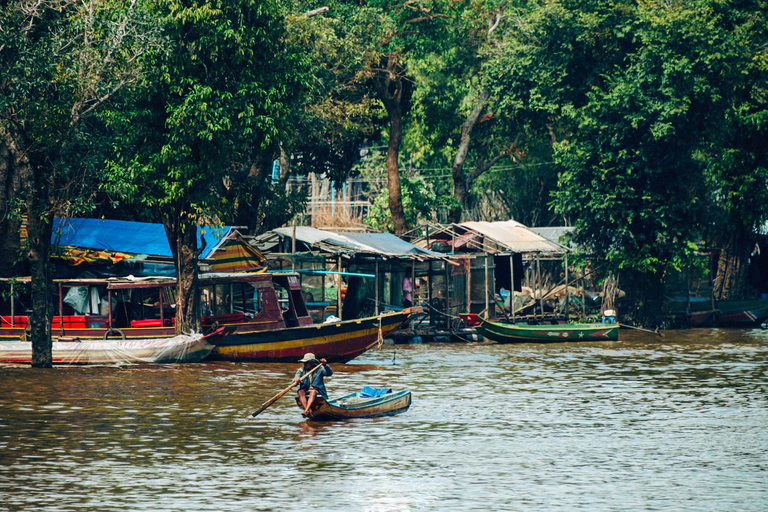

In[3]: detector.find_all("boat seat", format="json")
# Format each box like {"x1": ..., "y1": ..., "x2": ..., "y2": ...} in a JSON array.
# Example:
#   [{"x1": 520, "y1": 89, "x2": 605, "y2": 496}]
[
  {"x1": 1, "y1": 315, "x2": 29, "y2": 327},
  {"x1": 130, "y1": 318, "x2": 174, "y2": 328},
  {"x1": 202, "y1": 312, "x2": 246, "y2": 325}
]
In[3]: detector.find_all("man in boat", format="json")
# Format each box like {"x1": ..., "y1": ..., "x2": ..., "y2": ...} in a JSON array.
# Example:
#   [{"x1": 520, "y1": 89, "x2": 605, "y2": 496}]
[{"x1": 295, "y1": 353, "x2": 333, "y2": 417}]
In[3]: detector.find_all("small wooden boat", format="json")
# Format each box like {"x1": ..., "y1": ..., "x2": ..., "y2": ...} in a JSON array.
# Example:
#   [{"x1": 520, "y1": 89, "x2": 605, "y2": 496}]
[
  {"x1": 0, "y1": 328, "x2": 226, "y2": 365},
  {"x1": 460, "y1": 313, "x2": 619, "y2": 343},
  {"x1": 297, "y1": 389, "x2": 412, "y2": 421}
]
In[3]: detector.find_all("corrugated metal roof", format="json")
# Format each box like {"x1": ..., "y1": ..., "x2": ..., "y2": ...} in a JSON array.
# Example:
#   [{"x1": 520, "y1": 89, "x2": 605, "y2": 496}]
[
  {"x1": 460, "y1": 221, "x2": 567, "y2": 253},
  {"x1": 269, "y1": 227, "x2": 445, "y2": 259},
  {"x1": 529, "y1": 227, "x2": 576, "y2": 249}
]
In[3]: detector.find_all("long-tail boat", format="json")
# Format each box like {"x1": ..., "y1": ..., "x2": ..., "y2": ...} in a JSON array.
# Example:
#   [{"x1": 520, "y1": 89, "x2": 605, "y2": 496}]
[
  {"x1": 0, "y1": 273, "x2": 414, "y2": 363},
  {"x1": 459, "y1": 313, "x2": 619, "y2": 343},
  {"x1": 297, "y1": 389, "x2": 412, "y2": 421}
]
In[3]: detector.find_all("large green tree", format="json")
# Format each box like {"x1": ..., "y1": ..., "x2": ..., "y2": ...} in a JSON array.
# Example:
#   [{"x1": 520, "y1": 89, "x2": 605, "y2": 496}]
[
  {"x1": 696, "y1": 0, "x2": 768, "y2": 299},
  {"x1": 552, "y1": 0, "x2": 768, "y2": 324},
  {"x1": 103, "y1": 0, "x2": 308, "y2": 334},
  {"x1": 0, "y1": 0, "x2": 159, "y2": 366}
]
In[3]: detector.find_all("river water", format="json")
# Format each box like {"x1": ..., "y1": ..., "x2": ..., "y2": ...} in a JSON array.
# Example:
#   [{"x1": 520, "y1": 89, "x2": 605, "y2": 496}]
[{"x1": 1, "y1": 329, "x2": 767, "y2": 511}]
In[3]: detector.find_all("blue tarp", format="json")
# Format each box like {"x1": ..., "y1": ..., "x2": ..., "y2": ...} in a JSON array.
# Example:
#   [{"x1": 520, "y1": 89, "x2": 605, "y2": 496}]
[
  {"x1": 53, "y1": 218, "x2": 229, "y2": 259},
  {"x1": 358, "y1": 386, "x2": 392, "y2": 398}
]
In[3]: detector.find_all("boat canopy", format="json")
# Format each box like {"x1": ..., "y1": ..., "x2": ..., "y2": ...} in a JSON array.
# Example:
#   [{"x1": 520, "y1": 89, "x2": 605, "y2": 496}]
[{"x1": 51, "y1": 218, "x2": 229, "y2": 260}]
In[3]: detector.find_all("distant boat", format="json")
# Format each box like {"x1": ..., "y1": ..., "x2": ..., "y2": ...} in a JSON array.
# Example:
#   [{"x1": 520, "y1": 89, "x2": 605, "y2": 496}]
[
  {"x1": 0, "y1": 328, "x2": 226, "y2": 365},
  {"x1": 298, "y1": 389, "x2": 412, "y2": 421},
  {"x1": 459, "y1": 314, "x2": 619, "y2": 343},
  {"x1": 667, "y1": 297, "x2": 768, "y2": 327}
]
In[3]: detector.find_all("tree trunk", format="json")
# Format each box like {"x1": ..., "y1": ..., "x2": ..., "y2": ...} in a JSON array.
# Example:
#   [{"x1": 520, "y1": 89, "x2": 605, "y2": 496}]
[
  {"x1": 0, "y1": 140, "x2": 23, "y2": 277},
  {"x1": 601, "y1": 272, "x2": 619, "y2": 314},
  {"x1": 26, "y1": 208, "x2": 54, "y2": 367},
  {"x1": 1, "y1": 123, "x2": 54, "y2": 366},
  {"x1": 372, "y1": 54, "x2": 407, "y2": 235},
  {"x1": 163, "y1": 207, "x2": 202, "y2": 335},
  {"x1": 448, "y1": 94, "x2": 488, "y2": 224},
  {"x1": 384, "y1": 106, "x2": 406, "y2": 235},
  {"x1": 713, "y1": 228, "x2": 751, "y2": 300}
]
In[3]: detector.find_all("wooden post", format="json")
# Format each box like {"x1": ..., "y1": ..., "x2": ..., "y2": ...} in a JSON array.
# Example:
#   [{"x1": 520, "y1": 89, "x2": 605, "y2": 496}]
[
  {"x1": 213, "y1": 284, "x2": 218, "y2": 320},
  {"x1": 58, "y1": 283, "x2": 64, "y2": 336},
  {"x1": 564, "y1": 253, "x2": 569, "y2": 320},
  {"x1": 10, "y1": 282, "x2": 14, "y2": 327},
  {"x1": 445, "y1": 257, "x2": 450, "y2": 321},
  {"x1": 159, "y1": 287, "x2": 164, "y2": 326},
  {"x1": 537, "y1": 253, "x2": 544, "y2": 319},
  {"x1": 484, "y1": 256, "x2": 489, "y2": 319},
  {"x1": 291, "y1": 221, "x2": 297, "y2": 273},
  {"x1": 337, "y1": 255, "x2": 342, "y2": 317},
  {"x1": 581, "y1": 266, "x2": 587, "y2": 318},
  {"x1": 230, "y1": 283, "x2": 234, "y2": 314},
  {"x1": 466, "y1": 256, "x2": 472, "y2": 313},
  {"x1": 375, "y1": 258, "x2": 379, "y2": 315},
  {"x1": 108, "y1": 290, "x2": 113, "y2": 328},
  {"x1": 428, "y1": 260, "x2": 433, "y2": 326},
  {"x1": 509, "y1": 255, "x2": 515, "y2": 322}
]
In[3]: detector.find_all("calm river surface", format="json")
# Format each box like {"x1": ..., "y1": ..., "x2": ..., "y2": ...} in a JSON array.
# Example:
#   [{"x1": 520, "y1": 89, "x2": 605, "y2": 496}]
[{"x1": 1, "y1": 329, "x2": 767, "y2": 511}]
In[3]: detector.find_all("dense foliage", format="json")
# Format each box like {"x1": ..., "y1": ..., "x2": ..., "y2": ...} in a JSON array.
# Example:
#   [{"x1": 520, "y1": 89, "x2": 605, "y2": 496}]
[{"x1": 2, "y1": 0, "x2": 767, "y2": 346}]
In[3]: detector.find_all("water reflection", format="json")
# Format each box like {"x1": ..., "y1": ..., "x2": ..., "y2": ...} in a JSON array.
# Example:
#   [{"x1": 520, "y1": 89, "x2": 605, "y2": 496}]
[{"x1": 1, "y1": 329, "x2": 767, "y2": 510}]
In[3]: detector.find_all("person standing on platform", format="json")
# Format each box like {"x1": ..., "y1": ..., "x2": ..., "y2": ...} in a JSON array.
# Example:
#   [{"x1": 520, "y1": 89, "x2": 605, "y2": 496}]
[{"x1": 402, "y1": 276, "x2": 413, "y2": 309}]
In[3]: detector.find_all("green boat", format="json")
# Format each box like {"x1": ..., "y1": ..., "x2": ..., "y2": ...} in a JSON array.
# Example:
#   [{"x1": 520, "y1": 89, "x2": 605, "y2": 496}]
[{"x1": 459, "y1": 314, "x2": 619, "y2": 343}]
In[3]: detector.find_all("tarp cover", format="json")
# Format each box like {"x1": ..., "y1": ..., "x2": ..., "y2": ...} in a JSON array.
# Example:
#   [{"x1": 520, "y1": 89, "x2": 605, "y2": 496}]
[
  {"x1": 0, "y1": 335, "x2": 213, "y2": 365},
  {"x1": 358, "y1": 386, "x2": 393, "y2": 398},
  {"x1": 52, "y1": 218, "x2": 229, "y2": 259}
]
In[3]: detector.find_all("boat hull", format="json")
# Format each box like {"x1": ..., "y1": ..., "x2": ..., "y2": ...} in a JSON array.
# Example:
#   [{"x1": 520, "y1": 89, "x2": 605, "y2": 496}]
[
  {"x1": 666, "y1": 298, "x2": 768, "y2": 327},
  {"x1": 0, "y1": 333, "x2": 215, "y2": 365},
  {"x1": 208, "y1": 310, "x2": 412, "y2": 363},
  {"x1": 462, "y1": 314, "x2": 618, "y2": 343},
  {"x1": 299, "y1": 390, "x2": 412, "y2": 421}
]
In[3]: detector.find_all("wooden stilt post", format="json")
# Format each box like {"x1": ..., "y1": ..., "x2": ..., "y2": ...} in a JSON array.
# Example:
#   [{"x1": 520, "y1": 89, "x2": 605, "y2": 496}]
[
  {"x1": 484, "y1": 256, "x2": 489, "y2": 319},
  {"x1": 510, "y1": 255, "x2": 515, "y2": 322},
  {"x1": 537, "y1": 253, "x2": 544, "y2": 319},
  {"x1": 374, "y1": 258, "x2": 379, "y2": 316},
  {"x1": 10, "y1": 282, "x2": 14, "y2": 327},
  {"x1": 564, "y1": 253, "x2": 569, "y2": 320},
  {"x1": 337, "y1": 255, "x2": 342, "y2": 317}
]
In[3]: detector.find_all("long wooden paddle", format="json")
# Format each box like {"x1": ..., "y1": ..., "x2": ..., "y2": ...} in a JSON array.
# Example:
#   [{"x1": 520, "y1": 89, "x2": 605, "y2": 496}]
[{"x1": 251, "y1": 363, "x2": 323, "y2": 417}]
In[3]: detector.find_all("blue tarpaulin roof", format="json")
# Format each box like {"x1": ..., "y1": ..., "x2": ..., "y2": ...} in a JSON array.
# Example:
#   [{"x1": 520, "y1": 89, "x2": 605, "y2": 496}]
[{"x1": 53, "y1": 218, "x2": 229, "y2": 259}]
